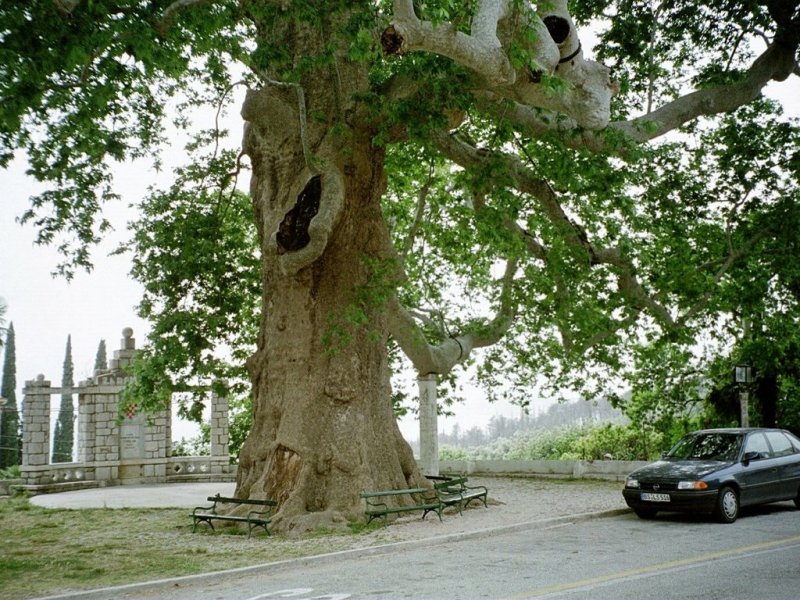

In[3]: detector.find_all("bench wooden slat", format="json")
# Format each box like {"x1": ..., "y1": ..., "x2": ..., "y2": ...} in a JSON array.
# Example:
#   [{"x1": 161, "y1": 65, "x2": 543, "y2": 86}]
[
  {"x1": 191, "y1": 493, "x2": 276, "y2": 537},
  {"x1": 360, "y1": 487, "x2": 428, "y2": 498},
  {"x1": 426, "y1": 475, "x2": 489, "y2": 514},
  {"x1": 360, "y1": 488, "x2": 442, "y2": 524}
]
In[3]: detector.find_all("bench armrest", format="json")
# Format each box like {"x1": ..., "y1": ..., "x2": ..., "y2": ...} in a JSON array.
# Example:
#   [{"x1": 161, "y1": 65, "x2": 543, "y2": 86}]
[
  {"x1": 463, "y1": 484, "x2": 488, "y2": 493},
  {"x1": 418, "y1": 489, "x2": 439, "y2": 503},
  {"x1": 192, "y1": 502, "x2": 217, "y2": 516},
  {"x1": 364, "y1": 499, "x2": 389, "y2": 512},
  {"x1": 247, "y1": 509, "x2": 272, "y2": 520}
]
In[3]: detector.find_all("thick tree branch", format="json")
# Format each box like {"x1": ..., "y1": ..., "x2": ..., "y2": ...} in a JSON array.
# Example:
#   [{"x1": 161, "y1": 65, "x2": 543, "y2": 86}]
[
  {"x1": 392, "y1": 0, "x2": 417, "y2": 22},
  {"x1": 385, "y1": 0, "x2": 617, "y2": 130},
  {"x1": 384, "y1": 3, "x2": 517, "y2": 87},
  {"x1": 491, "y1": 13, "x2": 800, "y2": 151},
  {"x1": 387, "y1": 259, "x2": 518, "y2": 375},
  {"x1": 434, "y1": 130, "x2": 780, "y2": 354},
  {"x1": 433, "y1": 131, "x2": 679, "y2": 334},
  {"x1": 619, "y1": 38, "x2": 799, "y2": 141}
]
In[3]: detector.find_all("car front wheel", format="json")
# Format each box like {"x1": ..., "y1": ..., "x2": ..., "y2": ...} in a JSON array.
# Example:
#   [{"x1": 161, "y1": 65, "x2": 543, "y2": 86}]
[
  {"x1": 794, "y1": 487, "x2": 800, "y2": 510},
  {"x1": 715, "y1": 486, "x2": 739, "y2": 523}
]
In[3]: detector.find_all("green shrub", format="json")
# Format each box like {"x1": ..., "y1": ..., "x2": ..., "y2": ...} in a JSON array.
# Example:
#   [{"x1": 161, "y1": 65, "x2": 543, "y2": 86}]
[
  {"x1": 439, "y1": 423, "x2": 667, "y2": 462},
  {"x1": 439, "y1": 445, "x2": 468, "y2": 460},
  {"x1": 0, "y1": 465, "x2": 20, "y2": 479}
]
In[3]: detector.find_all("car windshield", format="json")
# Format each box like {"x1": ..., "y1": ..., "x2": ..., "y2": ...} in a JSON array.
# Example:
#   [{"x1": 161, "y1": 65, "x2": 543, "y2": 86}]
[{"x1": 666, "y1": 432, "x2": 743, "y2": 461}]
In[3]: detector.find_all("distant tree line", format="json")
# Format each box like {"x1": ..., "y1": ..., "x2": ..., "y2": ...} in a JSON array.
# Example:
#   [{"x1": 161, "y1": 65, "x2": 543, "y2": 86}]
[{"x1": 439, "y1": 397, "x2": 625, "y2": 449}]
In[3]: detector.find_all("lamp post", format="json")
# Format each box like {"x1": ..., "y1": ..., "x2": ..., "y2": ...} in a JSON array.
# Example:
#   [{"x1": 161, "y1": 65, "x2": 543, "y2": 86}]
[{"x1": 734, "y1": 365, "x2": 753, "y2": 427}]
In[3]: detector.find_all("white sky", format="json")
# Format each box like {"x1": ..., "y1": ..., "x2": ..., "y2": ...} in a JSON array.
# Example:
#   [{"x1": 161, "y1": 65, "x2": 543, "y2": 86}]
[{"x1": 1, "y1": 64, "x2": 797, "y2": 444}]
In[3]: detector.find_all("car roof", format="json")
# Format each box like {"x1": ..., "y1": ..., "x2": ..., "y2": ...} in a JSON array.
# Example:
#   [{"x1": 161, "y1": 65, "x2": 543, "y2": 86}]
[{"x1": 690, "y1": 427, "x2": 788, "y2": 435}]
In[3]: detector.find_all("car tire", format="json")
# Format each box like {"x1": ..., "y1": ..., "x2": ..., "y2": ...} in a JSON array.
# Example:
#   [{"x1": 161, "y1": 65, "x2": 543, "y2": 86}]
[
  {"x1": 794, "y1": 487, "x2": 800, "y2": 510},
  {"x1": 715, "y1": 486, "x2": 739, "y2": 523},
  {"x1": 633, "y1": 508, "x2": 657, "y2": 519}
]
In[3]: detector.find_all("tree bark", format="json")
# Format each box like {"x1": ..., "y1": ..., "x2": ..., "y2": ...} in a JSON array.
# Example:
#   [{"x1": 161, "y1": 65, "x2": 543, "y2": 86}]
[{"x1": 234, "y1": 16, "x2": 425, "y2": 530}]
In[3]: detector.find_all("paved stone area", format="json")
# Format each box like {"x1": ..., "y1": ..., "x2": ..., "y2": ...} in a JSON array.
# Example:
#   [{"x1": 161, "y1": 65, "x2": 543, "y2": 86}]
[{"x1": 29, "y1": 481, "x2": 238, "y2": 509}]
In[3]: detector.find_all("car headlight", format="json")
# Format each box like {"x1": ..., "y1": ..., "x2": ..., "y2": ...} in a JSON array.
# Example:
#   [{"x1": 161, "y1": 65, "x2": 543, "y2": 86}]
[
  {"x1": 677, "y1": 481, "x2": 709, "y2": 490},
  {"x1": 625, "y1": 477, "x2": 640, "y2": 489}
]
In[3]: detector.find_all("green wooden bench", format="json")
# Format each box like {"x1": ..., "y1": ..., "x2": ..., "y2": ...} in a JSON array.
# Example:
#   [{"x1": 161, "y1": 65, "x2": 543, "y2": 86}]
[
  {"x1": 191, "y1": 494, "x2": 277, "y2": 538},
  {"x1": 427, "y1": 475, "x2": 489, "y2": 514},
  {"x1": 360, "y1": 487, "x2": 442, "y2": 525}
]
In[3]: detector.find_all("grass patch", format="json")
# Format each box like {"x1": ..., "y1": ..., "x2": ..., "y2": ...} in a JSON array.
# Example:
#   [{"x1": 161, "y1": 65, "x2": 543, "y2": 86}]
[
  {"x1": 346, "y1": 519, "x2": 382, "y2": 534},
  {"x1": 0, "y1": 496, "x2": 364, "y2": 599}
]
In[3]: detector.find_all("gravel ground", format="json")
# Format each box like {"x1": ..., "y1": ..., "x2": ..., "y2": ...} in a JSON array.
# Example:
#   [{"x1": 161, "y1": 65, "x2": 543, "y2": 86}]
[{"x1": 348, "y1": 476, "x2": 629, "y2": 547}]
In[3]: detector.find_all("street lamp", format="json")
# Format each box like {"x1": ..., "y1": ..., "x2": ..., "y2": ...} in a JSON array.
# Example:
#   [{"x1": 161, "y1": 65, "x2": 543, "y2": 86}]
[{"x1": 734, "y1": 364, "x2": 753, "y2": 427}]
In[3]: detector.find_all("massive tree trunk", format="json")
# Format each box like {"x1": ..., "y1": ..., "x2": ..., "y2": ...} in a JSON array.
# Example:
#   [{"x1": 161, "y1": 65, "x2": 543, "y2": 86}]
[{"x1": 234, "y1": 13, "x2": 424, "y2": 532}]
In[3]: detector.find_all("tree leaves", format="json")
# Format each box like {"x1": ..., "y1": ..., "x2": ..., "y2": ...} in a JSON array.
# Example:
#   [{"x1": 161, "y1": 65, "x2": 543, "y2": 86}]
[
  {"x1": 1, "y1": 0, "x2": 248, "y2": 274},
  {"x1": 122, "y1": 143, "x2": 259, "y2": 420}
]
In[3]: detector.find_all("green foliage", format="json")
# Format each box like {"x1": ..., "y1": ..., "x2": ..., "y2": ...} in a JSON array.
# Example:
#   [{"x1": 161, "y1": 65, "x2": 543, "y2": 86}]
[
  {"x1": 122, "y1": 143, "x2": 260, "y2": 421},
  {"x1": 613, "y1": 99, "x2": 800, "y2": 436},
  {"x1": 171, "y1": 424, "x2": 210, "y2": 457},
  {"x1": 576, "y1": 1, "x2": 772, "y2": 117},
  {"x1": 441, "y1": 423, "x2": 665, "y2": 462},
  {"x1": 563, "y1": 423, "x2": 664, "y2": 462},
  {"x1": 0, "y1": 0, "x2": 250, "y2": 275},
  {"x1": 439, "y1": 445, "x2": 469, "y2": 461},
  {"x1": 52, "y1": 335, "x2": 75, "y2": 463},
  {"x1": 0, "y1": 322, "x2": 20, "y2": 468},
  {"x1": 0, "y1": 465, "x2": 20, "y2": 479},
  {"x1": 227, "y1": 395, "x2": 253, "y2": 462},
  {"x1": 93, "y1": 339, "x2": 108, "y2": 372}
]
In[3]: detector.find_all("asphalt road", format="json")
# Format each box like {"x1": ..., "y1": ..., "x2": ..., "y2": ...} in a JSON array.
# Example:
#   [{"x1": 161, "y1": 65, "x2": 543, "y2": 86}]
[{"x1": 40, "y1": 502, "x2": 800, "y2": 600}]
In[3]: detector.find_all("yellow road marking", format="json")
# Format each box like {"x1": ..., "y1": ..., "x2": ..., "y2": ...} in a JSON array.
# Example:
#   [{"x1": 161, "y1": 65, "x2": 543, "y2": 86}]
[{"x1": 504, "y1": 534, "x2": 800, "y2": 599}]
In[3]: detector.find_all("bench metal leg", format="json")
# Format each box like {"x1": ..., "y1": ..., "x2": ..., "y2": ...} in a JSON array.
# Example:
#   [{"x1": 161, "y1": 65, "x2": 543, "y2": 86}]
[{"x1": 192, "y1": 517, "x2": 215, "y2": 533}]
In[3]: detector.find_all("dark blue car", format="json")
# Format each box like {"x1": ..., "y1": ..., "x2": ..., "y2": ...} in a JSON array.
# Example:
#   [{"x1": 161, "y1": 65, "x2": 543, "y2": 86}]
[{"x1": 623, "y1": 428, "x2": 800, "y2": 523}]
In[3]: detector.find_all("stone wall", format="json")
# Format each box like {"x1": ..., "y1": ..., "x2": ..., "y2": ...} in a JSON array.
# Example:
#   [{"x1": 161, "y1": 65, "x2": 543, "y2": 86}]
[
  {"x1": 17, "y1": 328, "x2": 234, "y2": 494},
  {"x1": 439, "y1": 458, "x2": 648, "y2": 481}
]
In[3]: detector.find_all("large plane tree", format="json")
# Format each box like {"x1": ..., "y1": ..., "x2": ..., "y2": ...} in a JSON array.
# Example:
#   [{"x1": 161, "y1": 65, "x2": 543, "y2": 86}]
[{"x1": 2, "y1": 1, "x2": 798, "y2": 530}]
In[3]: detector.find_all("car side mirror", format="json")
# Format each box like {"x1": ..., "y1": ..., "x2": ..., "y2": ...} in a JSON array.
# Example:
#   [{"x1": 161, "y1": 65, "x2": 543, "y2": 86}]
[{"x1": 742, "y1": 451, "x2": 760, "y2": 464}]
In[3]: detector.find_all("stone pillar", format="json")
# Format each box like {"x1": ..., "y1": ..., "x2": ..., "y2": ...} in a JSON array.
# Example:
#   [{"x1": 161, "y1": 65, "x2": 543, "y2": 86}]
[
  {"x1": 76, "y1": 384, "x2": 95, "y2": 464},
  {"x1": 109, "y1": 327, "x2": 137, "y2": 370},
  {"x1": 210, "y1": 390, "x2": 230, "y2": 458},
  {"x1": 418, "y1": 373, "x2": 439, "y2": 476},
  {"x1": 22, "y1": 375, "x2": 52, "y2": 467},
  {"x1": 739, "y1": 390, "x2": 749, "y2": 428}
]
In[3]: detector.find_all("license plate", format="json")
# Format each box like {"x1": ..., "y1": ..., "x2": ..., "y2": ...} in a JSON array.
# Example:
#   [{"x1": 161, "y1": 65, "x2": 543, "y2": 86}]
[{"x1": 641, "y1": 492, "x2": 670, "y2": 502}]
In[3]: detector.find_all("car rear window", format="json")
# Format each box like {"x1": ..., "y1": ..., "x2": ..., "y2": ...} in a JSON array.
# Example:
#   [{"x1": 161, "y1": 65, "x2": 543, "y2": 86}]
[{"x1": 767, "y1": 431, "x2": 800, "y2": 456}]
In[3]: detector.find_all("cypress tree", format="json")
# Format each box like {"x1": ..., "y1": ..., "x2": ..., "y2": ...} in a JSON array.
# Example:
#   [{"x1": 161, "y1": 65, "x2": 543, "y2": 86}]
[
  {"x1": 0, "y1": 322, "x2": 20, "y2": 468},
  {"x1": 52, "y1": 335, "x2": 75, "y2": 463},
  {"x1": 94, "y1": 339, "x2": 107, "y2": 371}
]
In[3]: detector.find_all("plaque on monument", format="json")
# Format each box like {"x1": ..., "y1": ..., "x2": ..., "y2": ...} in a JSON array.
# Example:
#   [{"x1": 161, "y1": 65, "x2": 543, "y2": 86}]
[{"x1": 120, "y1": 423, "x2": 145, "y2": 459}]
